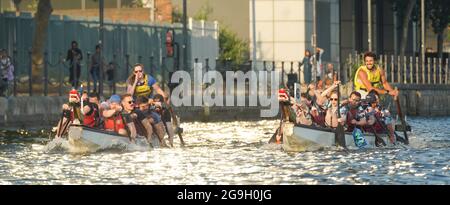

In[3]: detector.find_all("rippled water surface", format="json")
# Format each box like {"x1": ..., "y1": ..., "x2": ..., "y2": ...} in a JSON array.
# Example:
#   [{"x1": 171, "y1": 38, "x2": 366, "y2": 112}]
[{"x1": 0, "y1": 117, "x2": 449, "y2": 184}]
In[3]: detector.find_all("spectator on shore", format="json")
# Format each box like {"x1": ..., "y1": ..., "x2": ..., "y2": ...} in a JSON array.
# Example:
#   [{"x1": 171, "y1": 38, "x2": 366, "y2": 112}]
[
  {"x1": 299, "y1": 49, "x2": 312, "y2": 84},
  {"x1": 66, "y1": 41, "x2": 83, "y2": 88},
  {"x1": 310, "y1": 47, "x2": 324, "y2": 82},
  {"x1": 89, "y1": 44, "x2": 105, "y2": 93},
  {"x1": 0, "y1": 49, "x2": 14, "y2": 97},
  {"x1": 106, "y1": 61, "x2": 115, "y2": 95}
]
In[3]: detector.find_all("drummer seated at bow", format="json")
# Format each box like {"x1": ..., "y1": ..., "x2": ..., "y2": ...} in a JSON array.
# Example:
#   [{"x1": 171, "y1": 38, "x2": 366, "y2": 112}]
[
  {"x1": 354, "y1": 51, "x2": 399, "y2": 99},
  {"x1": 127, "y1": 63, "x2": 167, "y2": 100},
  {"x1": 54, "y1": 89, "x2": 83, "y2": 138}
]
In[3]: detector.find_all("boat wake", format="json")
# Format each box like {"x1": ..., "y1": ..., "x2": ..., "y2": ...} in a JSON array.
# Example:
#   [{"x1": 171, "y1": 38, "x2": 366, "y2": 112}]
[{"x1": 43, "y1": 137, "x2": 153, "y2": 154}]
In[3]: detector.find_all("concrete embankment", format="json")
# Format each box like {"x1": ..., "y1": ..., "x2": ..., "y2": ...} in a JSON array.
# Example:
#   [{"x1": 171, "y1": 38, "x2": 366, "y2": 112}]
[{"x1": 0, "y1": 96, "x2": 273, "y2": 130}]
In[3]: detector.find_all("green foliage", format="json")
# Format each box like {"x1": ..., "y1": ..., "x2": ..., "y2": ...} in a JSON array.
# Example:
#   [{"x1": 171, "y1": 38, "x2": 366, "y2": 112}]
[
  {"x1": 187, "y1": 0, "x2": 249, "y2": 68},
  {"x1": 27, "y1": 0, "x2": 38, "y2": 11},
  {"x1": 172, "y1": 5, "x2": 182, "y2": 23},
  {"x1": 427, "y1": 0, "x2": 450, "y2": 34},
  {"x1": 219, "y1": 26, "x2": 249, "y2": 67},
  {"x1": 193, "y1": 1, "x2": 213, "y2": 21}
]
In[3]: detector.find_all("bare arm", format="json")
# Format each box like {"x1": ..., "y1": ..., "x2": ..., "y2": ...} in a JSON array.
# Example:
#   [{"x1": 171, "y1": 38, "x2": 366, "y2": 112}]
[
  {"x1": 83, "y1": 105, "x2": 91, "y2": 115},
  {"x1": 102, "y1": 109, "x2": 117, "y2": 118},
  {"x1": 127, "y1": 80, "x2": 137, "y2": 96}
]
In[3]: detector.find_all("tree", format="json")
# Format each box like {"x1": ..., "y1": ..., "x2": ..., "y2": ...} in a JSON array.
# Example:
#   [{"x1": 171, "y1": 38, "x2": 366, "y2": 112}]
[
  {"x1": 172, "y1": 5, "x2": 182, "y2": 23},
  {"x1": 190, "y1": 1, "x2": 249, "y2": 68},
  {"x1": 427, "y1": 0, "x2": 450, "y2": 59},
  {"x1": 219, "y1": 26, "x2": 249, "y2": 67},
  {"x1": 13, "y1": 0, "x2": 22, "y2": 12},
  {"x1": 193, "y1": 1, "x2": 213, "y2": 21},
  {"x1": 31, "y1": 0, "x2": 52, "y2": 83},
  {"x1": 391, "y1": 0, "x2": 417, "y2": 57}
]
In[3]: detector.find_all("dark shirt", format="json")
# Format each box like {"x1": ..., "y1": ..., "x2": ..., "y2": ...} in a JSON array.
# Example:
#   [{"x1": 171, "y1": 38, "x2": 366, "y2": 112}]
[{"x1": 66, "y1": 48, "x2": 83, "y2": 64}]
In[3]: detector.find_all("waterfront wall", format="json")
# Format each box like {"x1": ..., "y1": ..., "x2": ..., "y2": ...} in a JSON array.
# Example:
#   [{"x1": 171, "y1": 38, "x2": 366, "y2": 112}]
[{"x1": 1, "y1": 84, "x2": 449, "y2": 129}]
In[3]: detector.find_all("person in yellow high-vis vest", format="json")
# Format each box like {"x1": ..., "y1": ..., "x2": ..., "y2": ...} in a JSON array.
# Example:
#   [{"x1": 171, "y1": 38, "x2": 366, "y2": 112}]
[
  {"x1": 127, "y1": 63, "x2": 167, "y2": 100},
  {"x1": 354, "y1": 52, "x2": 399, "y2": 99}
]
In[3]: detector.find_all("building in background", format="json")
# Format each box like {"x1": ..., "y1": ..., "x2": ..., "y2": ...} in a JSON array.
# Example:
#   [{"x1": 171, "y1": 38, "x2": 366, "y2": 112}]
[{"x1": 0, "y1": 0, "x2": 173, "y2": 23}]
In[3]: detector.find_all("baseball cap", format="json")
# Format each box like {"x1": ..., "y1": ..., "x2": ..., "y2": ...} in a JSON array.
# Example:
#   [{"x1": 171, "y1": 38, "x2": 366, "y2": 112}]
[{"x1": 109, "y1": 95, "x2": 121, "y2": 104}]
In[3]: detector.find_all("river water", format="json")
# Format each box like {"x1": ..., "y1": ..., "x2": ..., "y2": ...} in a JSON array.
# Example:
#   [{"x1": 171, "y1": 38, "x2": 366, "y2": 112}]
[{"x1": 0, "y1": 117, "x2": 448, "y2": 185}]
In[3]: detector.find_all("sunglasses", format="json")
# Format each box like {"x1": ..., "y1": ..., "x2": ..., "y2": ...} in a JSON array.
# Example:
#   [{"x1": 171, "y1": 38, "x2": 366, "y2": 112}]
[
  {"x1": 127, "y1": 100, "x2": 135, "y2": 104},
  {"x1": 330, "y1": 98, "x2": 338, "y2": 101},
  {"x1": 134, "y1": 70, "x2": 143, "y2": 73}
]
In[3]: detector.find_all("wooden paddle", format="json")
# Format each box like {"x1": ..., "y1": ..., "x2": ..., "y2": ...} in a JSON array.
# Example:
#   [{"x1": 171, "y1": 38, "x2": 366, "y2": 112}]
[
  {"x1": 335, "y1": 84, "x2": 346, "y2": 148},
  {"x1": 394, "y1": 88, "x2": 409, "y2": 145},
  {"x1": 167, "y1": 105, "x2": 186, "y2": 147},
  {"x1": 370, "y1": 124, "x2": 386, "y2": 147}
]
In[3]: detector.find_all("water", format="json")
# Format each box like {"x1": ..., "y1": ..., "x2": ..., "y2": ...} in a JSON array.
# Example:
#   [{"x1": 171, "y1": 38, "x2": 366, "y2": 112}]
[{"x1": 0, "y1": 117, "x2": 449, "y2": 185}]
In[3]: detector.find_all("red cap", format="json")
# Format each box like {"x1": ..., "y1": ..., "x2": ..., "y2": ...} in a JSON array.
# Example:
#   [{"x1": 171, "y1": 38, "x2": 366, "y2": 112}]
[{"x1": 69, "y1": 89, "x2": 79, "y2": 98}]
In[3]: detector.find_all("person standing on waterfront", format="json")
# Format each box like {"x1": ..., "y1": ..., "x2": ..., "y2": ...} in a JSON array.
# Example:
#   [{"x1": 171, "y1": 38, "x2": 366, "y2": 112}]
[
  {"x1": 66, "y1": 41, "x2": 83, "y2": 88},
  {"x1": 0, "y1": 49, "x2": 14, "y2": 97},
  {"x1": 89, "y1": 44, "x2": 105, "y2": 93},
  {"x1": 310, "y1": 47, "x2": 324, "y2": 82},
  {"x1": 299, "y1": 49, "x2": 312, "y2": 84},
  {"x1": 354, "y1": 51, "x2": 398, "y2": 99}
]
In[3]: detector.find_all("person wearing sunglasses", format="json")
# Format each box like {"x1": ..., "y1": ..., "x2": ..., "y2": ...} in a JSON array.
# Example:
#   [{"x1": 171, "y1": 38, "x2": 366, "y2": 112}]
[
  {"x1": 120, "y1": 93, "x2": 168, "y2": 147},
  {"x1": 126, "y1": 63, "x2": 166, "y2": 100},
  {"x1": 340, "y1": 91, "x2": 368, "y2": 132},
  {"x1": 325, "y1": 91, "x2": 346, "y2": 129}
]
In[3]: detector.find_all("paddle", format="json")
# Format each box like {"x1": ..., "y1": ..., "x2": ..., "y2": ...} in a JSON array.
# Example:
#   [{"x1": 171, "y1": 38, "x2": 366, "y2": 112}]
[
  {"x1": 373, "y1": 114, "x2": 407, "y2": 145},
  {"x1": 167, "y1": 104, "x2": 186, "y2": 147},
  {"x1": 370, "y1": 124, "x2": 386, "y2": 147},
  {"x1": 335, "y1": 84, "x2": 346, "y2": 148},
  {"x1": 394, "y1": 88, "x2": 409, "y2": 145},
  {"x1": 269, "y1": 101, "x2": 285, "y2": 144}
]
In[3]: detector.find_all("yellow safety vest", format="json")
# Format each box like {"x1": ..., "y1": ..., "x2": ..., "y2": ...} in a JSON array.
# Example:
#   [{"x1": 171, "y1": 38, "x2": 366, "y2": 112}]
[
  {"x1": 135, "y1": 75, "x2": 152, "y2": 97},
  {"x1": 354, "y1": 65, "x2": 382, "y2": 91}
]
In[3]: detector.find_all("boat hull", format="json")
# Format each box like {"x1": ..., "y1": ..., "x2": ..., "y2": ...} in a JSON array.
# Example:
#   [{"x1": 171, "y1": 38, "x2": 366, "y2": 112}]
[
  {"x1": 67, "y1": 125, "x2": 159, "y2": 152},
  {"x1": 282, "y1": 123, "x2": 393, "y2": 152}
]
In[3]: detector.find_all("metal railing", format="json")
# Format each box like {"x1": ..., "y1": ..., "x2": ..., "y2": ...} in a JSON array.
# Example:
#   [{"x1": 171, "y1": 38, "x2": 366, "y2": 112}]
[{"x1": 346, "y1": 52, "x2": 449, "y2": 85}]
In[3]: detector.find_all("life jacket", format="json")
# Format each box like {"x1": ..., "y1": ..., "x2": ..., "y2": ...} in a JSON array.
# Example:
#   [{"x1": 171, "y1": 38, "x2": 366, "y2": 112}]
[
  {"x1": 83, "y1": 103, "x2": 100, "y2": 128},
  {"x1": 134, "y1": 75, "x2": 152, "y2": 97},
  {"x1": 104, "y1": 113, "x2": 125, "y2": 133},
  {"x1": 354, "y1": 65, "x2": 382, "y2": 91}
]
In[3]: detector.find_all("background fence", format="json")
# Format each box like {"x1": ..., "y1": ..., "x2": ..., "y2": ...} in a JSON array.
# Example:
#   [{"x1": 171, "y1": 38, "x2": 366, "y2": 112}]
[
  {"x1": 346, "y1": 52, "x2": 449, "y2": 85},
  {"x1": 0, "y1": 12, "x2": 219, "y2": 97}
]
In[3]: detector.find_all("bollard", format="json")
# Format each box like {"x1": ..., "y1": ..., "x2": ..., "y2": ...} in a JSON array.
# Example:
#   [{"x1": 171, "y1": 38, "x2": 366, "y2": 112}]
[
  {"x1": 162, "y1": 57, "x2": 166, "y2": 90},
  {"x1": 28, "y1": 49, "x2": 32, "y2": 96},
  {"x1": 149, "y1": 56, "x2": 154, "y2": 76},
  {"x1": 86, "y1": 52, "x2": 91, "y2": 93},
  {"x1": 281, "y1": 61, "x2": 285, "y2": 85},
  {"x1": 44, "y1": 51, "x2": 48, "y2": 96},
  {"x1": 13, "y1": 49, "x2": 17, "y2": 96},
  {"x1": 59, "y1": 52, "x2": 63, "y2": 96},
  {"x1": 290, "y1": 61, "x2": 294, "y2": 73},
  {"x1": 112, "y1": 54, "x2": 117, "y2": 95},
  {"x1": 125, "y1": 54, "x2": 130, "y2": 78},
  {"x1": 263, "y1": 61, "x2": 267, "y2": 71},
  {"x1": 272, "y1": 61, "x2": 275, "y2": 72},
  {"x1": 205, "y1": 58, "x2": 210, "y2": 73}
]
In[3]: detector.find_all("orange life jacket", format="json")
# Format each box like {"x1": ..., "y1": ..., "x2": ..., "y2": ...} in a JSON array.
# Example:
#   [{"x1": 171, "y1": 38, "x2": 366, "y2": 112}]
[{"x1": 104, "y1": 113, "x2": 125, "y2": 132}]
